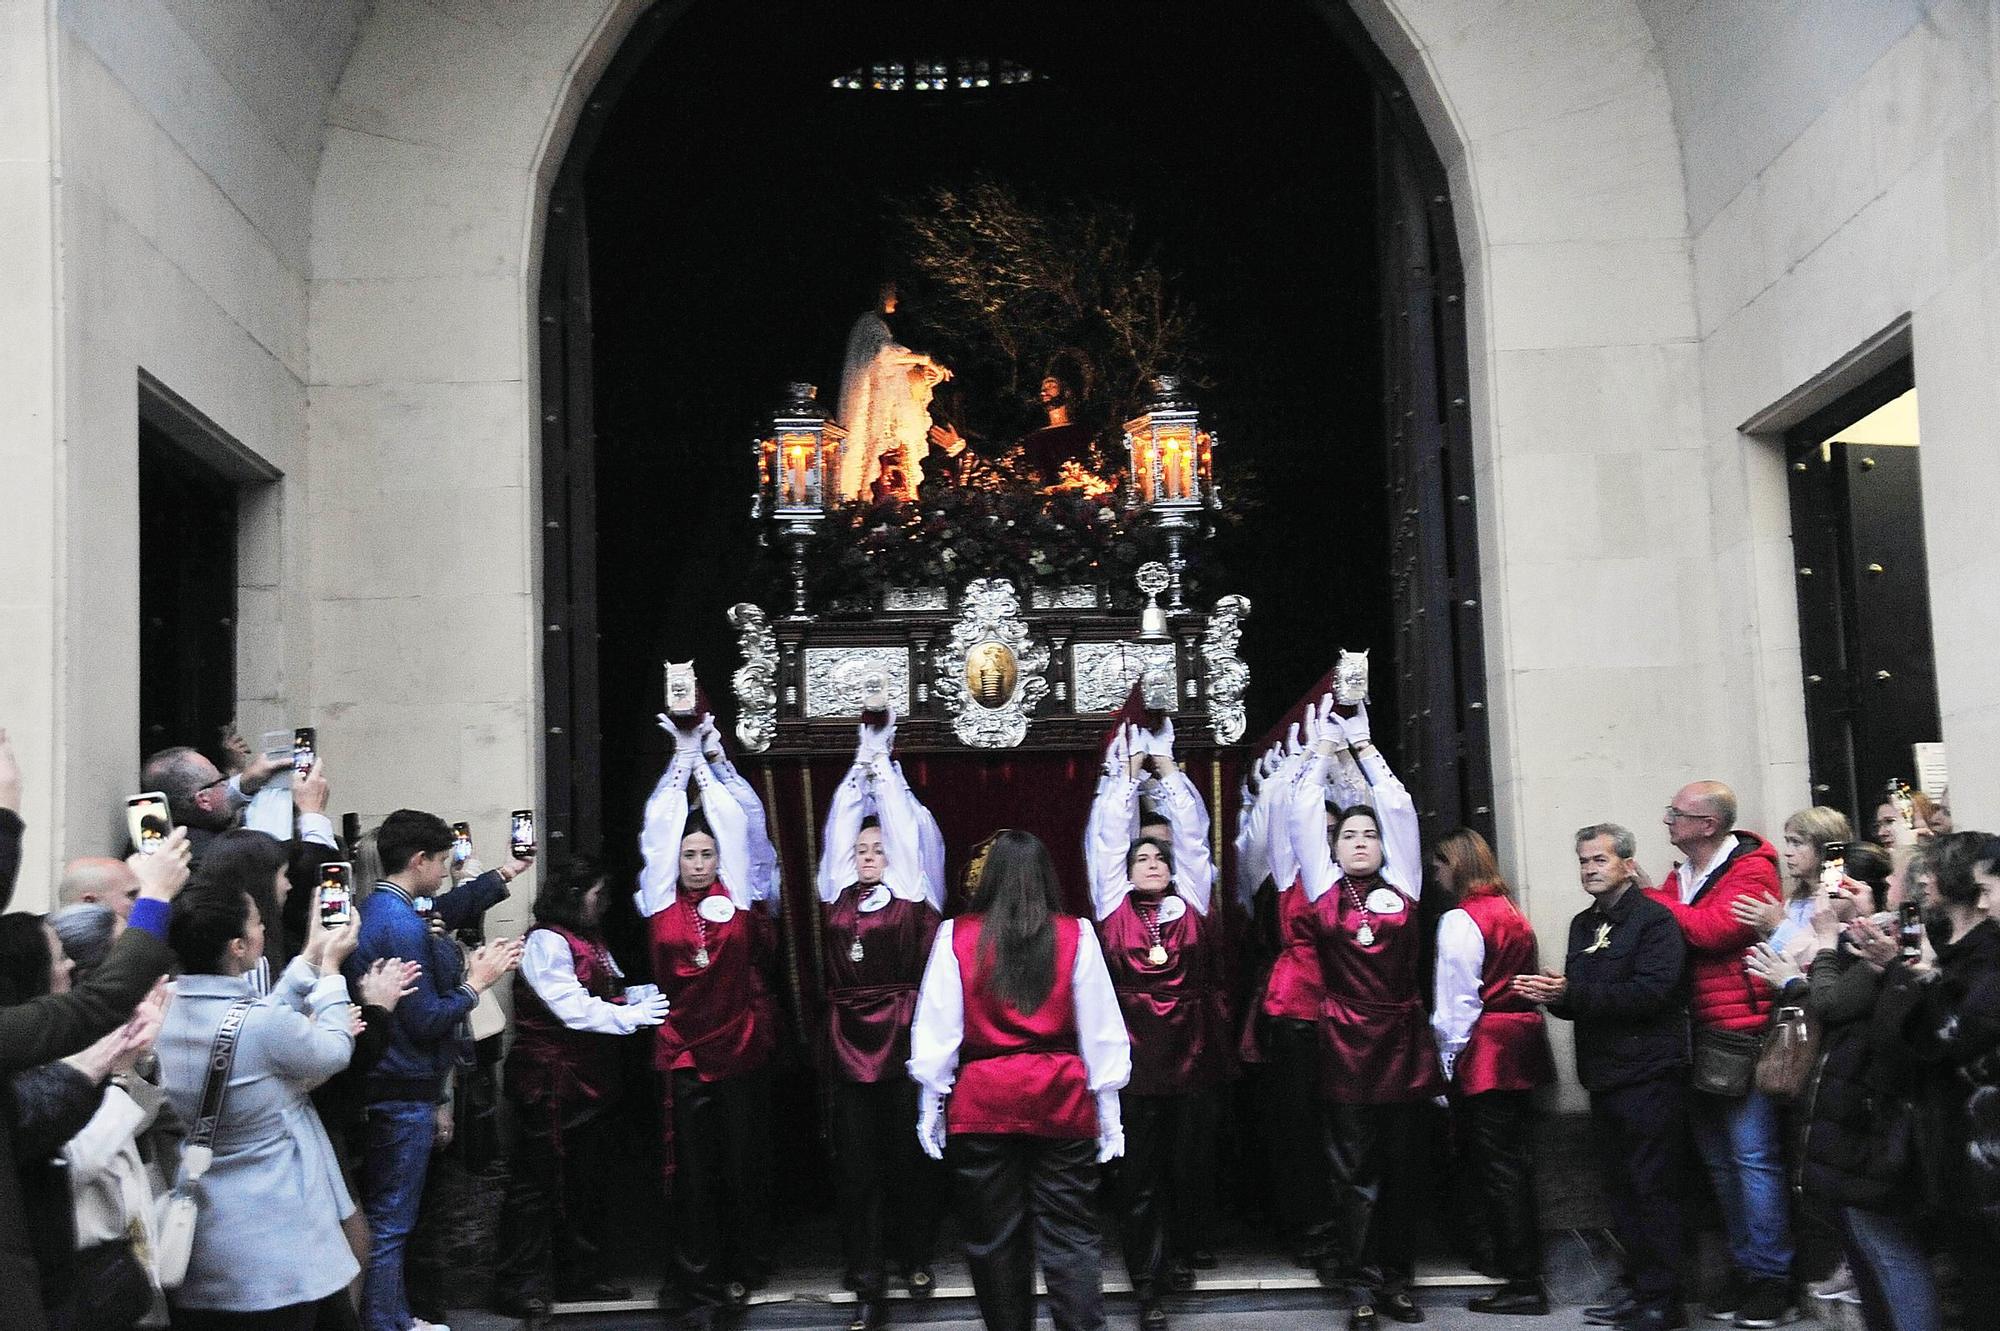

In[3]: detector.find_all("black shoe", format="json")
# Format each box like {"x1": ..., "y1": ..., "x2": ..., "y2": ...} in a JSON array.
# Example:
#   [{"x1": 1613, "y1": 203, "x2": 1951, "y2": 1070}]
[
  {"x1": 1379, "y1": 1291, "x2": 1425, "y2": 1324},
  {"x1": 904, "y1": 1267, "x2": 934, "y2": 1298},
  {"x1": 1617, "y1": 1305, "x2": 1689, "y2": 1331},
  {"x1": 1188, "y1": 1249, "x2": 1218, "y2": 1269},
  {"x1": 1585, "y1": 1294, "x2": 1642, "y2": 1325},
  {"x1": 848, "y1": 1298, "x2": 887, "y2": 1331},
  {"x1": 492, "y1": 1292, "x2": 552, "y2": 1318},
  {"x1": 555, "y1": 1280, "x2": 631, "y2": 1303},
  {"x1": 1349, "y1": 1305, "x2": 1378, "y2": 1331},
  {"x1": 1732, "y1": 1281, "x2": 1797, "y2": 1328},
  {"x1": 1468, "y1": 1283, "x2": 1549, "y2": 1316},
  {"x1": 1140, "y1": 1300, "x2": 1170, "y2": 1331},
  {"x1": 1705, "y1": 1273, "x2": 1748, "y2": 1322}
]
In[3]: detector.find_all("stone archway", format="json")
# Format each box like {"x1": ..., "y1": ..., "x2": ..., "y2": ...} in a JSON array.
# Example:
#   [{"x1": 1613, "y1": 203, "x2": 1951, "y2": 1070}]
[{"x1": 307, "y1": 1, "x2": 1716, "y2": 1036}]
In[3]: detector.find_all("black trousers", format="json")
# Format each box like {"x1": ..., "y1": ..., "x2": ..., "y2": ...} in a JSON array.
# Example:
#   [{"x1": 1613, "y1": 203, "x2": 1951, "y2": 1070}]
[
  {"x1": 1455, "y1": 1089, "x2": 1544, "y2": 1283},
  {"x1": 1317, "y1": 1100, "x2": 1421, "y2": 1297},
  {"x1": 1115, "y1": 1091, "x2": 1218, "y2": 1295},
  {"x1": 169, "y1": 1307, "x2": 317, "y2": 1331},
  {"x1": 1259, "y1": 1017, "x2": 1334, "y2": 1259},
  {"x1": 494, "y1": 1102, "x2": 617, "y2": 1302},
  {"x1": 663, "y1": 1066, "x2": 775, "y2": 1306},
  {"x1": 832, "y1": 1078, "x2": 945, "y2": 1298},
  {"x1": 1590, "y1": 1074, "x2": 1687, "y2": 1307},
  {"x1": 951, "y1": 1134, "x2": 1106, "y2": 1331}
]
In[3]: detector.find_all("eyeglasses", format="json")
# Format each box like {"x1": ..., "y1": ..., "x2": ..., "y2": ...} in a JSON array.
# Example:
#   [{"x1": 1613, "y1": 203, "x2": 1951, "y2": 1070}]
[
  {"x1": 196, "y1": 774, "x2": 231, "y2": 794},
  {"x1": 1664, "y1": 806, "x2": 1711, "y2": 823}
]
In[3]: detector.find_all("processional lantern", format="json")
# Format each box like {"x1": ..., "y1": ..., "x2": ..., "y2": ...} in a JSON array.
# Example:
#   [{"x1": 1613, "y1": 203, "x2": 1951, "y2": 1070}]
[
  {"x1": 1123, "y1": 375, "x2": 1215, "y2": 613},
  {"x1": 753, "y1": 382, "x2": 846, "y2": 619}
]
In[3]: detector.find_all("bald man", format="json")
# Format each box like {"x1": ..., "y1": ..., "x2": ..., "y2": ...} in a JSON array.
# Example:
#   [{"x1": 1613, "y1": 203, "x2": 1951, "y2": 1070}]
[
  {"x1": 58, "y1": 857, "x2": 142, "y2": 922},
  {"x1": 1646, "y1": 780, "x2": 1792, "y2": 1328}
]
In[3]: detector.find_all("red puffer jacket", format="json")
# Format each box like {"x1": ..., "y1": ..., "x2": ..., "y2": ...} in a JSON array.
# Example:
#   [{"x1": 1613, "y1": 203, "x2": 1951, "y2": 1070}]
[{"x1": 1644, "y1": 832, "x2": 1781, "y2": 1033}]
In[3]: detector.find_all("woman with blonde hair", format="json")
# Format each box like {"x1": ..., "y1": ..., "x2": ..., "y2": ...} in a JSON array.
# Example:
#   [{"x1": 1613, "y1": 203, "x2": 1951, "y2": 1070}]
[
  {"x1": 1430, "y1": 828, "x2": 1556, "y2": 1315},
  {"x1": 1733, "y1": 807, "x2": 1855, "y2": 967}
]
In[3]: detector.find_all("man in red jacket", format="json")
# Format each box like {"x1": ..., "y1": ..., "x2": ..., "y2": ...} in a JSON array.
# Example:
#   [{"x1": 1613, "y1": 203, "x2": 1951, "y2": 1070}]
[{"x1": 1646, "y1": 781, "x2": 1794, "y2": 1329}]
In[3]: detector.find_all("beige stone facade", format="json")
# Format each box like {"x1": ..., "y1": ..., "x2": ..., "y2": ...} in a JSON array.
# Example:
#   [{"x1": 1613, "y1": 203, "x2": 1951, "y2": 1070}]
[{"x1": 2, "y1": 0, "x2": 1994, "y2": 1098}]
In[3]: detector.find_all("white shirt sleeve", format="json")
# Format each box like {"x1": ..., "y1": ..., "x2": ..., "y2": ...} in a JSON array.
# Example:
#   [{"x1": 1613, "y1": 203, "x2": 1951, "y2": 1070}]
[
  {"x1": 710, "y1": 754, "x2": 780, "y2": 906},
  {"x1": 818, "y1": 756, "x2": 870, "y2": 904},
  {"x1": 522, "y1": 928, "x2": 638, "y2": 1035},
  {"x1": 635, "y1": 751, "x2": 698, "y2": 917},
  {"x1": 1289, "y1": 751, "x2": 1337, "y2": 901},
  {"x1": 1263, "y1": 753, "x2": 1303, "y2": 897},
  {"x1": 297, "y1": 812, "x2": 338, "y2": 849},
  {"x1": 1086, "y1": 770, "x2": 1141, "y2": 921},
  {"x1": 1234, "y1": 780, "x2": 1269, "y2": 911},
  {"x1": 1356, "y1": 747, "x2": 1423, "y2": 902},
  {"x1": 1431, "y1": 908, "x2": 1486, "y2": 1068},
  {"x1": 907, "y1": 920, "x2": 964, "y2": 1096},
  {"x1": 903, "y1": 762, "x2": 949, "y2": 913},
  {"x1": 60, "y1": 1084, "x2": 148, "y2": 1181},
  {"x1": 870, "y1": 752, "x2": 934, "y2": 906},
  {"x1": 1072, "y1": 925, "x2": 1133, "y2": 1093},
  {"x1": 1153, "y1": 764, "x2": 1215, "y2": 916},
  {"x1": 694, "y1": 757, "x2": 756, "y2": 911}
]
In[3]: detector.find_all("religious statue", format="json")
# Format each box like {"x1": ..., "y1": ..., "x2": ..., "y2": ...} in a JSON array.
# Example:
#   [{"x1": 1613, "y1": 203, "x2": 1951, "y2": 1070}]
[
  {"x1": 836, "y1": 282, "x2": 951, "y2": 502},
  {"x1": 927, "y1": 354, "x2": 1099, "y2": 491}
]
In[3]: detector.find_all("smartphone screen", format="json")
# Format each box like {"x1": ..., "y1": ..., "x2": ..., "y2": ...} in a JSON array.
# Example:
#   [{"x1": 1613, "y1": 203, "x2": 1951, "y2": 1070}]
[
  {"x1": 293, "y1": 726, "x2": 317, "y2": 779},
  {"x1": 317, "y1": 862, "x2": 354, "y2": 928},
  {"x1": 1818, "y1": 840, "x2": 1849, "y2": 891},
  {"x1": 125, "y1": 792, "x2": 172, "y2": 855},
  {"x1": 510, "y1": 809, "x2": 536, "y2": 860},
  {"x1": 1898, "y1": 901, "x2": 1925, "y2": 959},
  {"x1": 451, "y1": 821, "x2": 473, "y2": 865}
]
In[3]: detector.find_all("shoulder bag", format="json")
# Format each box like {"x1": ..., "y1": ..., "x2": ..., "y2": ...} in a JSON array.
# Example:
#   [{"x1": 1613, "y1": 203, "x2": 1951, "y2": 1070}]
[
  {"x1": 1754, "y1": 1001, "x2": 1820, "y2": 1099},
  {"x1": 153, "y1": 997, "x2": 254, "y2": 1291}
]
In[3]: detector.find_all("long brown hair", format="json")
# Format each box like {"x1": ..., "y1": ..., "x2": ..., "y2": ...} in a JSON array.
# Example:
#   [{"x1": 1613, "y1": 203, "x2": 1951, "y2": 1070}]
[
  {"x1": 1433, "y1": 827, "x2": 1510, "y2": 899},
  {"x1": 968, "y1": 829, "x2": 1064, "y2": 1013}
]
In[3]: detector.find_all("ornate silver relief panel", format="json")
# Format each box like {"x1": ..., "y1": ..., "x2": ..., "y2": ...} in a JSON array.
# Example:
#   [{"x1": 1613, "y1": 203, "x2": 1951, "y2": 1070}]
[
  {"x1": 1070, "y1": 641, "x2": 1179, "y2": 714},
  {"x1": 934, "y1": 579, "x2": 1049, "y2": 748},
  {"x1": 1201, "y1": 594, "x2": 1252, "y2": 743},
  {"x1": 727, "y1": 602, "x2": 778, "y2": 753},
  {"x1": 803, "y1": 647, "x2": 913, "y2": 718}
]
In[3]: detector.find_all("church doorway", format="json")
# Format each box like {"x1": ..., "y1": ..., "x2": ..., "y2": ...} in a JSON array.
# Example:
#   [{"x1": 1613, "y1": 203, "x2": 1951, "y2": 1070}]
[{"x1": 533, "y1": 0, "x2": 1489, "y2": 1293}]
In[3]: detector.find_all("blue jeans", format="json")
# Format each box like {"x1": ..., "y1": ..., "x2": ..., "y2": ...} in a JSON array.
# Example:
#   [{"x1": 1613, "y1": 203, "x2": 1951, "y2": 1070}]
[
  {"x1": 361, "y1": 1099, "x2": 437, "y2": 1331},
  {"x1": 1840, "y1": 1207, "x2": 1938, "y2": 1331},
  {"x1": 1688, "y1": 1086, "x2": 1793, "y2": 1280}
]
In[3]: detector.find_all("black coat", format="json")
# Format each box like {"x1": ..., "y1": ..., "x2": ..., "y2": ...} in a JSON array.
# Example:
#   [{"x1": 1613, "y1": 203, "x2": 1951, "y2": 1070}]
[
  {"x1": 1547, "y1": 888, "x2": 1690, "y2": 1093},
  {"x1": 1796, "y1": 948, "x2": 1914, "y2": 1211},
  {"x1": 1877, "y1": 916, "x2": 2000, "y2": 1222},
  {"x1": 0, "y1": 811, "x2": 176, "y2": 1331},
  {"x1": 8, "y1": 1062, "x2": 107, "y2": 1312}
]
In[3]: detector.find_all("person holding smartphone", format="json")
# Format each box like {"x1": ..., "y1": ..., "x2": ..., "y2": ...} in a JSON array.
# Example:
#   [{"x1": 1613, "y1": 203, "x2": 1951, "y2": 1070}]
[
  {"x1": 636, "y1": 710, "x2": 785, "y2": 1319},
  {"x1": 815, "y1": 709, "x2": 946, "y2": 1330},
  {"x1": 1729, "y1": 807, "x2": 1855, "y2": 969}
]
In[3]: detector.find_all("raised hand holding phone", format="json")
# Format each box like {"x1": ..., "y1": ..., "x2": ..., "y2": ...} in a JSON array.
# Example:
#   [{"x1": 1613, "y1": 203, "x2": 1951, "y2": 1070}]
[{"x1": 129, "y1": 827, "x2": 192, "y2": 901}]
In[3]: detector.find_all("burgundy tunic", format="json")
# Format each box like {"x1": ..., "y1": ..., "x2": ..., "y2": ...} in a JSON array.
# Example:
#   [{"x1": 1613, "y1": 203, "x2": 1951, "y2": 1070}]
[
  {"x1": 1260, "y1": 883, "x2": 1326, "y2": 1023},
  {"x1": 504, "y1": 924, "x2": 626, "y2": 1117},
  {"x1": 949, "y1": 914, "x2": 1097, "y2": 1139},
  {"x1": 1099, "y1": 893, "x2": 1231, "y2": 1096},
  {"x1": 1453, "y1": 891, "x2": 1557, "y2": 1096},
  {"x1": 1307, "y1": 875, "x2": 1443, "y2": 1103},
  {"x1": 645, "y1": 881, "x2": 780, "y2": 1080},
  {"x1": 821, "y1": 886, "x2": 941, "y2": 1083}
]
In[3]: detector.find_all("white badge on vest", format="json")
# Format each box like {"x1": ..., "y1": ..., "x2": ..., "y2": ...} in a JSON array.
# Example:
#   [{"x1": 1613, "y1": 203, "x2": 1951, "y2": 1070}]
[
  {"x1": 1365, "y1": 887, "x2": 1406, "y2": 916},
  {"x1": 1155, "y1": 894, "x2": 1188, "y2": 924},
  {"x1": 698, "y1": 895, "x2": 737, "y2": 924},
  {"x1": 858, "y1": 884, "x2": 892, "y2": 913}
]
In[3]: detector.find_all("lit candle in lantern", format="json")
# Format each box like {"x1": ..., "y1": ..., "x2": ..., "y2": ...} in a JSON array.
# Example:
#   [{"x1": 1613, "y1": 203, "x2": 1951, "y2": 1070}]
[
  {"x1": 1161, "y1": 431, "x2": 1189, "y2": 499},
  {"x1": 1197, "y1": 431, "x2": 1213, "y2": 491},
  {"x1": 784, "y1": 440, "x2": 810, "y2": 506}
]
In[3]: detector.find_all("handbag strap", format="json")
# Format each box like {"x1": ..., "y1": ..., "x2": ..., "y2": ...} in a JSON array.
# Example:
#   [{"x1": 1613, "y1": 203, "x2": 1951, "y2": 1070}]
[{"x1": 187, "y1": 998, "x2": 256, "y2": 1154}]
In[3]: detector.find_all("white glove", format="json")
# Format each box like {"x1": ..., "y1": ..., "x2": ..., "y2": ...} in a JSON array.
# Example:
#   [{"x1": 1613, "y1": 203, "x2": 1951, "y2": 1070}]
[
  {"x1": 697, "y1": 713, "x2": 725, "y2": 761},
  {"x1": 622, "y1": 994, "x2": 671, "y2": 1030},
  {"x1": 858, "y1": 708, "x2": 896, "y2": 759},
  {"x1": 659, "y1": 713, "x2": 702, "y2": 751},
  {"x1": 1285, "y1": 722, "x2": 1303, "y2": 756},
  {"x1": 1155, "y1": 715, "x2": 1177, "y2": 756},
  {"x1": 1095, "y1": 1090, "x2": 1125, "y2": 1163},
  {"x1": 917, "y1": 1089, "x2": 947, "y2": 1161},
  {"x1": 1339, "y1": 701, "x2": 1372, "y2": 748}
]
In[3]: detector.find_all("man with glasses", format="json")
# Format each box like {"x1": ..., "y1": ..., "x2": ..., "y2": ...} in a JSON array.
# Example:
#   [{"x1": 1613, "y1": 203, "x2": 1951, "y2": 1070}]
[
  {"x1": 141, "y1": 743, "x2": 331, "y2": 863},
  {"x1": 1647, "y1": 782, "x2": 1793, "y2": 1328}
]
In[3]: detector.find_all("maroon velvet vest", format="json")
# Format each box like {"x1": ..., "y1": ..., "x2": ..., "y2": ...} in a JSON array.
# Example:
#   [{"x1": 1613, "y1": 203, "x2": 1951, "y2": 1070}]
[
  {"x1": 821, "y1": 886, "x2": 941, "y2": 1083},
  {"x1": 645, "y1": 882, "x2": 780, "y2": 1080},
  {"x1": 948, "y1": 915, "x2": 1097, "y2": 1139},
  {"x1": 1099, "y1": 893, "x2": 1231, "y2": 1096},
  {"x1": 1260, "y1": 880, "x2": 1325, "y2": 1022},
  {"x1": 1453, "y1": 892, "x2": 1557, "y2": 1095},
  {"x1": 1308, "y1": 876, "x2": 1444, "y2": 1103},
  {"x1": 504, "y1": 924, "x2": 625, "y2": 1114}
]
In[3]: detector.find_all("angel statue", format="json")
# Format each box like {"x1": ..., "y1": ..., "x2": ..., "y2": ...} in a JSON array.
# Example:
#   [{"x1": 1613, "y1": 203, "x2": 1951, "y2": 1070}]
[{"x1": 835, "y1": 281, "x2": 950, "y2": 502}]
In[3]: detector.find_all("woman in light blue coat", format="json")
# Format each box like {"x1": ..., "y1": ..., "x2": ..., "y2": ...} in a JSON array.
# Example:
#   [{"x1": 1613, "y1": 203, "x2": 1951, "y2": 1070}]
[{"x1": 158, "y1": 872, "x2": 363, "y2": 1330}]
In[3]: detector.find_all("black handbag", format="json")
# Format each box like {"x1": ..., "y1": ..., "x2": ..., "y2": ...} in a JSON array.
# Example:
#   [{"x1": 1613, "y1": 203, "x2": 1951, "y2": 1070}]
[
  {"x1": 70, "y1": 1238, "x2": 153, "y2": 1331},
  {"x1": 1692, "y1": 1025, "x2": 1763, "y2": 1097}
]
